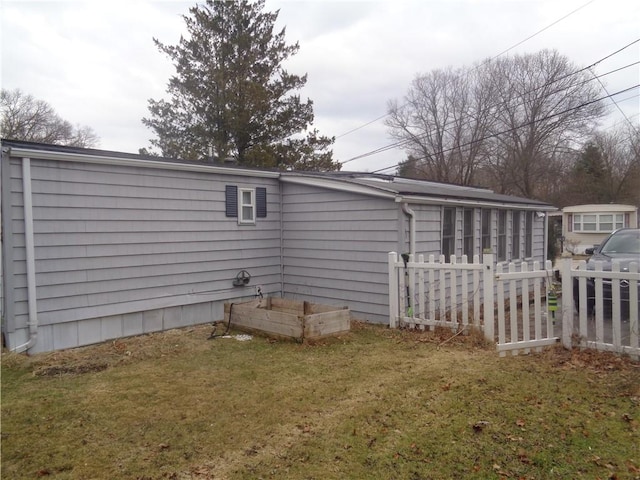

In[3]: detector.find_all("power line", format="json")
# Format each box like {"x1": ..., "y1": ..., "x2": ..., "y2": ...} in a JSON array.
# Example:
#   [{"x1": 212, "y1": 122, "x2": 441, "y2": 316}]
[
  {"x1": 332, "y1": 0, "x2": 599, "y2": 141},
  {"x1": 340, "y1": 56, "x2": 639, "y2": 165},
  {"x1": 368, "y1": 84, "x2": 640, "y2": 175},
  {"x1": 589, "y1": 69, "x2": 640, "y2": 135}
]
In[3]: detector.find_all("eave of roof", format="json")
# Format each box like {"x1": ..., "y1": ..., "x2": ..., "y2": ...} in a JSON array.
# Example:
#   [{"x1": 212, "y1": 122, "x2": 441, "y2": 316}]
[
  {"x1": 1, "y1": 139, "x2": 280, "y2": 179},
  {"x1": 1, "y1": 140, "x2": 556, "y2": 210},
  {"x1": 281, "y1": 172, "x2": 556, "y2": 210}
]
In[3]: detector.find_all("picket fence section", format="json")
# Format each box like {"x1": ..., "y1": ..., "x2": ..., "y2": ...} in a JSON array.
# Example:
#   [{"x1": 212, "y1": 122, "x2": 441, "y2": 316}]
[
  {"x1": 389, "y1": 252, "x2": 640, "y2": 359},
  {"x1": 388, "y1": 252, "x2": 558, "y2": 356},
  {"x1": 560, "y1": 256, "x2": 639, "y2": 359}
]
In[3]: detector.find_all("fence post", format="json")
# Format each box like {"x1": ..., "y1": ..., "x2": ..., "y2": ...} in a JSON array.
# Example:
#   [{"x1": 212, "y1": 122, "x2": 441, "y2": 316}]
[
  {"x1": 389, "y1": 252, "x2": 399, "y2": 328},
  {"x1": 560, "y1": 253, "x2": 573, "y2": 349},
  {"x1": 483, "y1": 253, "x2": 494, "y2": 342}
]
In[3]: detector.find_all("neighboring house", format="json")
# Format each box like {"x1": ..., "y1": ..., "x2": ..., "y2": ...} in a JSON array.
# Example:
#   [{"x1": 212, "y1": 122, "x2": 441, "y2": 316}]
[
  {"x1": 1, "y1": 140, "x2": 555, "y2": 353},
  {"x1": 561, "y1": 204, "x2": 638, "y2": 254}
]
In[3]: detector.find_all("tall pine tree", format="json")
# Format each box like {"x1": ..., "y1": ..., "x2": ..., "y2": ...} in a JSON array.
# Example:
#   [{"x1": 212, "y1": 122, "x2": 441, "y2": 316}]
[{"x1": 143, "y1": 0, "x2": 337, "y2": 171}]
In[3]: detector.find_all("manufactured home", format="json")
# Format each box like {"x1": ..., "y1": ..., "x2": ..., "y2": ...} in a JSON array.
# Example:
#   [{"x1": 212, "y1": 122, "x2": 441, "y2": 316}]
[
  {"x1": 1, "y1": 140, "x2": 555, "y2": 353},
  {"x1": 561, "y1": 204, "x2": 638, "y2": 254}
]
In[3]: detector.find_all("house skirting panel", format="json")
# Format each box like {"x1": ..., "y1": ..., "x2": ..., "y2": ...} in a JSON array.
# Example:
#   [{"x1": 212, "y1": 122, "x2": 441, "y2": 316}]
[{"x1": 4, "y1": 301, "x2": 224, "y2": 354}]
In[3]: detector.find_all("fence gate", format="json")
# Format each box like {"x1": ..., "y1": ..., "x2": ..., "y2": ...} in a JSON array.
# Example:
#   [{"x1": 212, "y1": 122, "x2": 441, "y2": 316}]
[{"x1": 388, "y1": 252, "x2": 558, "y2": 356}]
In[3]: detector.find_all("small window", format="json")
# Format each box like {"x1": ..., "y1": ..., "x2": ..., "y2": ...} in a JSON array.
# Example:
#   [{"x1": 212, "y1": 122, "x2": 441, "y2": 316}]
[
  {"x1": 463, "y1": 208, "x2": 474, "y2": 259},
  {"x1": 225, "y1": 185, "x2": 267, "y2": 223},
  {"x1": 239, "y1": 188, "x2": 255, "y2": 224},
  {"x1": 497, "y1": 210, "x2": 507, "y2": 261},
  {"x1": 442, "y1": 207, "x2": 455, "y2": 259}
]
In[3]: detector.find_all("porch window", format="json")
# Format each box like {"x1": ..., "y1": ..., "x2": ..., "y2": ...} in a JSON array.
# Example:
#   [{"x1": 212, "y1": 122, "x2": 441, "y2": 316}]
[
  {"x1": 442, "y1": 207, "x2": 455, "y2": 259},
  {"x1": 525, "y1": 211, "x2": 533, "y2": 258},
  {"x1": 481, "y1": 209, "x2": 491, "y2": 257},
  {"x1": 512, "y1": 211, "x2": 521, "y2": 259},
  {"x1": 497, "y1": 210, "x2": 507, "y2": 261},
  {"x1": 463, "y1": 208, "x2": 474, "y2": 259}
]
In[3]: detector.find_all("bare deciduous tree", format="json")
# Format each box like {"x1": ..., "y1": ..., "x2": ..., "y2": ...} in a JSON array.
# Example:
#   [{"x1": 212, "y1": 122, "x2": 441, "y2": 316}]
[
  {"x1": 1, "y1": 89, "x2": 99, "y2": 148},
  {"x1": 484, "y1": 50, "x2": 605, "y2": 198},
  {"x1": 387, "y1": 50, "x2": 607, "y2": 199},
  {"x1": 386, "y1": 65, "x2": 496, "y2": 185}
]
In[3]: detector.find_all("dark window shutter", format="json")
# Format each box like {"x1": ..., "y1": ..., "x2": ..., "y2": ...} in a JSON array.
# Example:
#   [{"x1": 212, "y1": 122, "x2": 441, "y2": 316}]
[
  {"x1": 256, "y1": 187, "x2": 267, "y2": 218},
  {"x1": 225, "y1": 185, "x2": 238, "y2": 217},
  {"x1": 567, "y1": 214, "x2": 572, "y2": 232}
]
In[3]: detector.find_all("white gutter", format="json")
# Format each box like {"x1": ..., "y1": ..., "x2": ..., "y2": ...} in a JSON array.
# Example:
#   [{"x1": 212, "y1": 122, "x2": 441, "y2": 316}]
[
  {"x1": 6, "y1": 147, "x2": 280, "y2": 179},
  {"x1": 397, "y1": 195, "x2": 557, "y2": 212},
  {"x1": 400, "y1": 201, "x2": 416, "y2": 256},
  {"x1": 12, "y1": 158, "x2": 38, "y2": 353}
]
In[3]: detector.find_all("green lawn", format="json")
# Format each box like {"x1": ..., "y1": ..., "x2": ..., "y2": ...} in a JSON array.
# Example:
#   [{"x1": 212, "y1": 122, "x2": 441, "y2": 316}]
[{"x1": 2, "y1": 323, "x2": 639, "y2": 479}]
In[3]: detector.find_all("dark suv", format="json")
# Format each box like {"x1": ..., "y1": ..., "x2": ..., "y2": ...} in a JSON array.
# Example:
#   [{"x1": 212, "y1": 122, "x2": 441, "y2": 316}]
[{"x1": 572, "y1": 228, "x2": 640, "y2": 316}]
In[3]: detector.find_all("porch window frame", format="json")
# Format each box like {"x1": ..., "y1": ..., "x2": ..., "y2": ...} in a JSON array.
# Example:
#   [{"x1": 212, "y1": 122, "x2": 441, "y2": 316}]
[{"x1": 442, "y1": 207, "x2": 456, "y2": 259}]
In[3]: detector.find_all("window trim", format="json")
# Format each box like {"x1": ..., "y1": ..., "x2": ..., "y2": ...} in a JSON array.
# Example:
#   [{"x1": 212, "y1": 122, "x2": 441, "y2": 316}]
[{"x1": 238, "y1": 188, "x2": 256, "y2": 225}]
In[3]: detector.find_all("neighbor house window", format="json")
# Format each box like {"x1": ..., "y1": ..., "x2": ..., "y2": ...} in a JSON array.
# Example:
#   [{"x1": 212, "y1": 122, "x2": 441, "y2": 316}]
[
  {"x1": 442, "y1": 207, "x2": 456, "y2": 259},
  {"x1": 525, "y1": 211, "x2": 533, "y2": 258},
  {"x1": 463, "y1": 208, "x2": 474, "y2": 259},
  {"x1": 225, "y1": 185, "x2": 267, "y2": 224},
  {"x1": 497, "y1": 210, "x2": 507, "y2": 261},
  {"x1": 572, "y1": 213, "x2": 625, "y2": 233},
  {"x1": 481, "y1": 209, "x2": 492, "y2": 257},
  {"x1": 512, "y1": 211, "x2": 521, "y2": 259}
]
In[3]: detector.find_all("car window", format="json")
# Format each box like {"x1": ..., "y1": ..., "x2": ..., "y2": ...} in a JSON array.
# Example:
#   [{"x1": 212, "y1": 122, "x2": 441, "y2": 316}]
[{"x1": 600, "y1": 232, "x2": 640, "y2": 254}]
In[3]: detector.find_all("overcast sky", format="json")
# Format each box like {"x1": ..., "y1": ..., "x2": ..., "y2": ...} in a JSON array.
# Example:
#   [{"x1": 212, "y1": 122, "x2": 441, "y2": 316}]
[{"x1": 1, "y1": 0, "x2": 638, "y2": 172}]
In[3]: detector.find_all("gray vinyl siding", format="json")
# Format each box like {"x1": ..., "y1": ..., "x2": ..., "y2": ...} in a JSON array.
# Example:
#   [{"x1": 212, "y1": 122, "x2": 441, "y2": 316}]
[
  {"x1": 4, "y1": 156, "x2": 280, "y2": 352},
  {"x1": 281, "y1": 183, "x2": 399, "y2": 323},
  {"x1": 412, "y1": 204, "x2": 441, "y2": 255}
]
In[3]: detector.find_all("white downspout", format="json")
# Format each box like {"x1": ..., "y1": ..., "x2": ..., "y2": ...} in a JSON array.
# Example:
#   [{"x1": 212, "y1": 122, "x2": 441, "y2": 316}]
[
  {"x1": 401, "y1": 202, "x2": 416, "y2": 256},
  {"x1": 12, "y1": 157, "x2": 38, "y2": 353}
]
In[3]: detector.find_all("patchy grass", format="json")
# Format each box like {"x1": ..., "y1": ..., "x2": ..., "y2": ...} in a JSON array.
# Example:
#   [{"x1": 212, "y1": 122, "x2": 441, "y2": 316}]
[{"x1": 2, "y1": 322, "x2": 639, "y2": 479}]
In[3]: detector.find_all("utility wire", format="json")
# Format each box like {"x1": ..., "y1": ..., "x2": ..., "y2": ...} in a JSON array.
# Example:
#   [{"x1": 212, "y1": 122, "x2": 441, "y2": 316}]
[
  {"x1": 341, "y1": 41, "x2": 639, "y2": 164},
  {"x1": 369, "y1": 84, "x2": 640, "y2": 174},
  {"x1": 333, "y1": 0, "x2": 599, "y2": 141},
  {"x1": 341, "y1": 56, "x2": 639, "y2": 165},
  {"x1": 589, "y1": 67, "x2": 640, "y2": 135}
]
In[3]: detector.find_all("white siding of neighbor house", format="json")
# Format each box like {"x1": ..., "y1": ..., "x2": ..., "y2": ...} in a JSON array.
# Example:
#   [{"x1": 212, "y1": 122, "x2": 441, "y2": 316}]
[
  {"x1": 281, "y1": 183, "x2": 401, "y2": 324},
  {"x1": 561, "y1": 204, "x2": 638, "y2": 254},
  {"x1": 3, "y1": 156, "x2": 281, "y2": 352}
]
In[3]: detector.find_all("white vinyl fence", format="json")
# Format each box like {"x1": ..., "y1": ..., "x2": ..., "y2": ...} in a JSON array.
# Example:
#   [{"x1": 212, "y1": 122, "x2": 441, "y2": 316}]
[
  {"x1": 388, "y1": 252, "x2": 557, "y2": 356},
  {"x1": 560, "y1": 255, "x2": 639, "y2": 359},
  {"x1": 389, "y1": 252, "x2": 640, "y2": 359}
]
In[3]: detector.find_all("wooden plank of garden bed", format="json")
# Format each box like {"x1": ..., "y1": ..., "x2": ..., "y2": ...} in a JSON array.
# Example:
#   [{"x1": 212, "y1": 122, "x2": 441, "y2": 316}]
[
  {"x1": 225, "y1": 302, "x2": 303, "y2": 339},
  {"x1": 304, "y1": 310, "x2": 351, "y2": 339},
  {"x1": 270, "y1": 298, "x2": 304, "y2": 315}
]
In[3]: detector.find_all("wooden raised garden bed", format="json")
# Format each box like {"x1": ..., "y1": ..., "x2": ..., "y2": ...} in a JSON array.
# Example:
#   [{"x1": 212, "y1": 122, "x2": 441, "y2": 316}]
[{"x1": 224, "y1": 298, "x2": 350, "y2": 341}]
